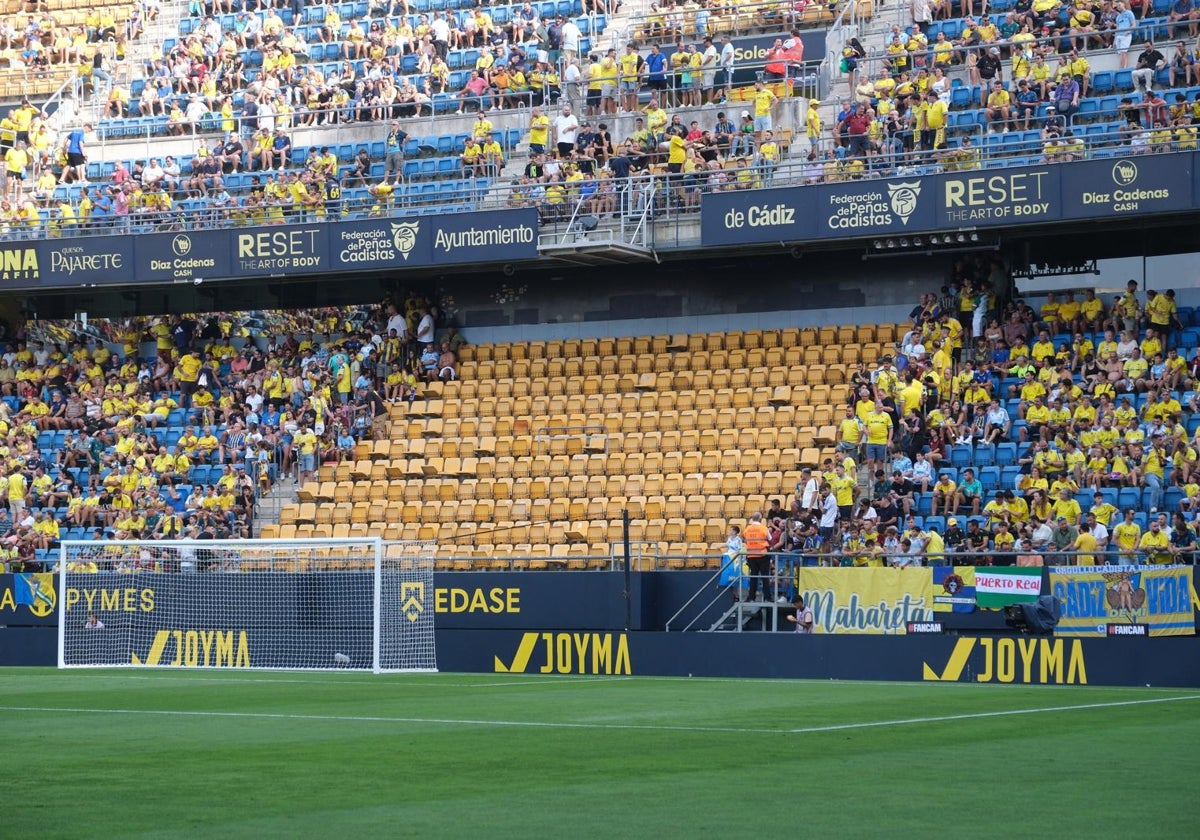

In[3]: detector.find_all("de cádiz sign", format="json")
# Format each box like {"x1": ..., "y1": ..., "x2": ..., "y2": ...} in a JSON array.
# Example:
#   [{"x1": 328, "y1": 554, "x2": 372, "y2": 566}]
[{"x1": 701, "y1": 152, "x2": 1196, "y2": 247}]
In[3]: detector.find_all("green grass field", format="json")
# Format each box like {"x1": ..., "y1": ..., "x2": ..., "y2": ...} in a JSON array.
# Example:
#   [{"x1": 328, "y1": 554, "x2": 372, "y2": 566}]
[{"x1": 3, "y1": 669, "x2": 1199, "y2": 839}]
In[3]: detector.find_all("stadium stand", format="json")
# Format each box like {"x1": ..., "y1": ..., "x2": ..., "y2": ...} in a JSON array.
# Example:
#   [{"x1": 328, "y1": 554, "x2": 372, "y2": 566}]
[
  {"x1": 1, "y1": 0, "x2": 1198, "y2": 233},
  {"x1": 5, "y1": 268, "x2": 1196, "y2": 575}
]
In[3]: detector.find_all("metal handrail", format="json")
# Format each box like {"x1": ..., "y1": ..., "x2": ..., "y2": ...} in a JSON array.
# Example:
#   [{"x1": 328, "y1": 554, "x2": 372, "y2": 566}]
[
  {"x1": 664, "y1": 563, "x2": 730, "y2": 631},
  {"x1": 619, "y1": 0, "x2": 839, "y2": 43},
  {"x1": 4, "y1": 141, "x2": 1190, "y2": 244}
]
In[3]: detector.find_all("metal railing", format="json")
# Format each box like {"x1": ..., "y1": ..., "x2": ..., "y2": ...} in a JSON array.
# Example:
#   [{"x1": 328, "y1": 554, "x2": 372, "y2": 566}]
[
  {"x1": 619, "y1": 0, "x2": 838, "y2": 45},
  {"x1": 4, "y1": 139, "x2": 1191, "y2": 247}
]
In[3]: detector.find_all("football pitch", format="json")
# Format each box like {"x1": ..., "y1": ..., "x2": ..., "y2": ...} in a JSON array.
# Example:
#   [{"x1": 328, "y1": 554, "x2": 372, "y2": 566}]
[{"x1": 3, "y1": 669, "x2": 1199, "y2": 839}]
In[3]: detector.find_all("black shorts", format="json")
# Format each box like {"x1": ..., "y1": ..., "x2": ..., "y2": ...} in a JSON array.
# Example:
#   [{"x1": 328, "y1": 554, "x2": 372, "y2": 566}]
[
  {"x1": 556, "y1": 142, "x2": 573, "y2": 158},
  {"x1": 648, "y1": 79, "x2": 667, "y2": 91},
  {"x1": 839, "y1": 505, "x2": 854, "y2": 521},
  {"x1": 667, "y1": 161, "x2": 682, "y2": 174},
  {"x1": 67, "y1": 152, "x2": 86, "y2": 167},
  {"x1": 586, "y1": 88, "x2": 601, "y2": 106}
]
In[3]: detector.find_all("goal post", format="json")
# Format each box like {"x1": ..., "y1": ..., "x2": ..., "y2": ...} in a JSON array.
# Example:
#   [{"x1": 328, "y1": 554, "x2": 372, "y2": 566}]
[{"x1": 56, "y1": 539, "x2": 437, "y2": 673}]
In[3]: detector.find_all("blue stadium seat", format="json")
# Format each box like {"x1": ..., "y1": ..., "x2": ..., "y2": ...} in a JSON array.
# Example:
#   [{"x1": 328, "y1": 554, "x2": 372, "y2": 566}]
[
  {"x1": 995, "y1": 443, "x2": 1017, "y2": 466},
  {"x1": 979, "y1": 467, "x2": 1000, "y2": 492},
  {"x1": 1118, "y1": 487, "x2": 1141, "y2": 511},
  {"x1": 974, "y1": 444, "x2": 996, "y2": 466},
  {"x1": 1091, "y1": 71, "x2": 1114, "y2": 95}
]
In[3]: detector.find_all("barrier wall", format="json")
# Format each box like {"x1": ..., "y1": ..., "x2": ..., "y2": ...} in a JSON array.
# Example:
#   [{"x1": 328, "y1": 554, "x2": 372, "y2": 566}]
[
  {"x1": 440, "y1": 630, "x2": 1200, "y2": 686},
  {"x1": 4, "y1": 569, "x2": 1198, "y2": 686},
  {"x1": 0, "y1": 208, "x2": 539, "y2": 290},
  {"x1": 701, "y1": 154, "x2": 1195, "y2": 247}
]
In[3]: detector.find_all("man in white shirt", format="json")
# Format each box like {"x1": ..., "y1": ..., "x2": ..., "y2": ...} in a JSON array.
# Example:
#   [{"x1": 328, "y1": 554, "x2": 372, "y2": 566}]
[
  {"x1": 244, "y1": 385, "x2": 264, "y2": 415},
  {"x1": 911, "y1": 0, "x2": 933, "y2": 29},
  {"x1": 1084, "y1": 511, "x2": 1109, "y2": 550},
  {"x1": 184, "y1": 95, "x2": 207, "y2": 129},
  {"x1": 702, "y1": 37, "x2": 719, "y2": 103},
  {"x1": 142, "y1": 158, "x2": 165, "y2": 187},
  {"x1": 818, "y1": 484, "x2": 839, "y2": 547},
  {"x1": 415, "y1": 307, "x2": 435, "y2": 347},
  {"x1": 553, "y1": 104, "x2": 579, "y2": 158},
  {"x1": 560, "y1": 17, "x2": 580, "y2": 61},
  {"x1": 562, "y1": 59, "x2": 582, "y2": 111},
  {"x1": 430, "y1": 12, "x2": 450, "y2": 59},
  {"x1": 385, "y1": 303, "x2": 407, "y2": 340},
  {"x1": 798, "y1": 467, "x2": 820, "y2": 512},
  {"x1": 719, "y1": 34, "x2": 735, "y2": 98},
  {"x1": 257, "y1": 98, "x2": 276, "y2": 134}
]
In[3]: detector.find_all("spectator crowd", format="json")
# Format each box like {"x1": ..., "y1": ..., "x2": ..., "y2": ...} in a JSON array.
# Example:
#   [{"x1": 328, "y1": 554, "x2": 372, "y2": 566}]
[
  {"x1": 0, "y1": 294, "x2": 463, "y2": 571},
  {"x1": 736, "y1": 264, "x2": 1200, "y2": 579}
]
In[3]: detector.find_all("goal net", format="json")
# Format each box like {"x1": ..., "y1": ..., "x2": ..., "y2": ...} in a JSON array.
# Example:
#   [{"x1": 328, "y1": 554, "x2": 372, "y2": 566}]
[{"x1": 57, "y1": 539, "x2": 437, "y2": 673}]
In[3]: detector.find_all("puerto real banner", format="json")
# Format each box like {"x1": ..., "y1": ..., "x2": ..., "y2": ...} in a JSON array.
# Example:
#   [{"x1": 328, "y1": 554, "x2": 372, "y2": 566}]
[
  {"x1": 799, "y1": 567, "x2": 934, "y2": 634},
  {"x1": 1049, "y1": 565, "x2": 1198, "y2": 637},
  {"x1": 974, "y1": 566, "x2": 1042, "y2": 608},
  {"x1": 701, "y1": 152, "x2": 1195, "y2": 248},
  {"x1": 932, "y1": 566, "x2": 1043, "y2": 612},
  {"x1": 0, "y1": 208, "x2": 540, "y2": 290}
]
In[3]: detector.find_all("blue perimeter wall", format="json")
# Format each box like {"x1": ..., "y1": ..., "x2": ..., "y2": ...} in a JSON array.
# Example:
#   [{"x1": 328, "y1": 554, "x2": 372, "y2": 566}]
[{"x1": 3, "y1": 570, "x2": 1198, "y2": 686}]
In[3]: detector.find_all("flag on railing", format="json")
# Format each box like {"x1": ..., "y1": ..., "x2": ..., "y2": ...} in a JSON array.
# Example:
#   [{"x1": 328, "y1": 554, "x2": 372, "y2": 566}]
[{"x1": 973, "y1": 567, "x2": 1043, "y2": 609}]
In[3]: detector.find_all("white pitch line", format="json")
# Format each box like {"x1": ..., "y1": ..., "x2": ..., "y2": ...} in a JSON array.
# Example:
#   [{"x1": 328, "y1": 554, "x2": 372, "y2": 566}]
[
  {"x1": 45, "y1": 674, "x2": 629, "y2": 689},
  {"x1": 1, "y1": 694, "x2": 1198, "y2": 736},
  {"x1": 0, "y1": 705, "x2": 779, "y2": 734},
  {"x1": 787, "y1": 694, "x2": 1200, "y2": 734}
]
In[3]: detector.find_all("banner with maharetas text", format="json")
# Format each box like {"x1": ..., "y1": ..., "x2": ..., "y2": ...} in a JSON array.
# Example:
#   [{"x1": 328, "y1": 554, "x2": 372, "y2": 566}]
[
  {"x1": 798, "y1": 568, "x2": 934, "y2": 635},
  {"x1": 1049, "y1": 566, "x2": 1198, "y2": 638}
]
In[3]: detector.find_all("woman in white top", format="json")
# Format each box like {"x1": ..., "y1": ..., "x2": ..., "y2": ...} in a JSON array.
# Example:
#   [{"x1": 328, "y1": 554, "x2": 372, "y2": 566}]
[
  {"x1": 930, "y1": 66, "x2": 951, "y2": 103},
  {"x1": 1116, "y1": 330, "x2": 1139, "y2": 361}
]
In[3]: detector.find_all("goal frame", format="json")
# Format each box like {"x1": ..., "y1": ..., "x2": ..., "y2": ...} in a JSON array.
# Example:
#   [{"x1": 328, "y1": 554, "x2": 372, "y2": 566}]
[{"x1": 56, "y1": 538, "x2": 437, "y2": 674}]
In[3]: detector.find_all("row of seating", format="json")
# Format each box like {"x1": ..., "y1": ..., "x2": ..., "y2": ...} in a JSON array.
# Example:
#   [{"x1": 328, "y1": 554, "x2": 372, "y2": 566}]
[
  {"x1": 455, "y1": 326, "x2": 907, "y2": 361},
  {"x1": 180, "y1": 0, "x2": 590, "y2": 33}
]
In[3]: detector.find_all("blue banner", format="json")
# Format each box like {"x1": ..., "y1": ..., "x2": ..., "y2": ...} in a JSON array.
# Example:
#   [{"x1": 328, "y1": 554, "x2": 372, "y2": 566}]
[
  {"x1": 427, "y1": 208, "x2": 539, "y2": 265},
  {"x1": 936, "y1": 165, "x2": 1059, "y2": 228},
  {"x1": 330, "y1": 217, "x2": 429, "y2": 271},
  {"x1": 1059, "y1": 155, "x2": 1193, "y2": 220},
  {"x1": 229, "y1": 224, "x2": 329, "y2": 277},
  {"x1": 701, "y1": 152, "x2": 1198, "y2": 247},
  {"x1": 0, "y1": 236, "x2": 133, "y2": 289},
  {"x1": 137, "y1": 230, "x2": 233, "y2": 283},
  {"x1": 0, "y1": 208, "x2": 541, "y2": 290}
]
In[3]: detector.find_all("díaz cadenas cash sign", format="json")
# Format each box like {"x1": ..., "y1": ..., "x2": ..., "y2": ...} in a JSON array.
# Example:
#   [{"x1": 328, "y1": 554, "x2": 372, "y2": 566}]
[
  {"x1": 235, "y1": 227, "x2": 324, "y2": 273},
  {"x1": 148, "y1": 233, "x2": 218, "y2": 280},
  {"x1": 1078, "y1": 159, "x2": 1173, "y2": 215}
]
